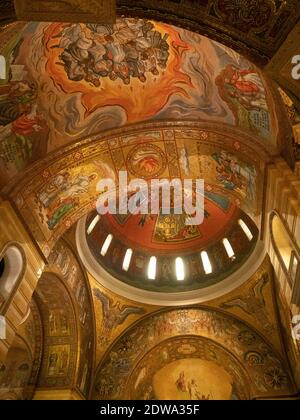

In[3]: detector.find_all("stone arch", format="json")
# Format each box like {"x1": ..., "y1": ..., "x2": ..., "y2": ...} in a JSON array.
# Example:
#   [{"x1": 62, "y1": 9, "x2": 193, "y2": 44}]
[
  {"x1": 126, "y1": 335, "x2": 252, "y2": 400},
  {"x1": 4, "y1": 122, "x2": 271, "y2": 259},
  {"x1": 33, "y1": 238, "x2": 96, "y2": 398},
  {"x1": 34, "y1": 273, "x2": 79, "y2": 391},
  {"x1": 0, "y1": 242, "x2": 26, "y2": 313},
  {"x1": 92, "y1": 306, "x2": 295, "y2": 399}
]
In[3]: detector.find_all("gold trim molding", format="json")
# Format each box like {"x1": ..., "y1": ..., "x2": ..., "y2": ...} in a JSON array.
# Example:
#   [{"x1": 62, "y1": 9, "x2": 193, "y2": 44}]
[{"x1": 13, "y1": 0, "x2": 116, "y2": 23}]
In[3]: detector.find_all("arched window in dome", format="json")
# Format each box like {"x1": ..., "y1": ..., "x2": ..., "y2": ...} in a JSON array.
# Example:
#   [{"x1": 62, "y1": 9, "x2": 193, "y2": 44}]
[
  {"x1": 0, "y1": 244, "x2": 25, "y2": 311},
  {"x1": 87, "y1": 215, "x2": 100, "y2": 235},
  {"x1": 201, "y1": 251, "x2": 212, "y2": 275},
  {"x1": 223, "y1": 238, "x2": 235, "y2": 260},
  {"x1": 122, "y1": 249, "x2": 133, "y2": 272},
  {"x1": 101, "y1": 234, "x2": 113, "y2": 257},
  {"x1": 148, "y1": 257, "x2": 157, "y2": 280},
  {"x1": 238, "y1": 219, "x2": 253, "y2": 241},
  {"x1": 81, "y1": 204, "x2": 259, "y2": 297},
  {"x1": 175, "y1": 258, "x2": 185, "y2": 281}
]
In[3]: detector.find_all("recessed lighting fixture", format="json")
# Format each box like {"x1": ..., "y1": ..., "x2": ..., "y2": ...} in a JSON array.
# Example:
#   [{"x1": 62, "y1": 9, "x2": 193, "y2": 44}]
[
  {"x1": 223, "y1": 238, "x2": 235, "y2": 259},
  {"x1": 238, "y1": 219, "x2": 253, "y2": 241},
  {"x1": 175, "y1": 257, "x2": 185, "y2": 281},
  {"x1": 201, "y1": 251, "x2": 213, "y2": 275},
  {"x1": 100, "y1": 234, "x2": 113, "y2": 257},
  {"x1": 122, "y1": 249, "x2": 133, "y2": 272},
  {"x1": 87, "y1": 215, "x2": 100, "y2": 235},
  {"x1": 148, "y1": 257, "x2": 157, "y2": 280}
]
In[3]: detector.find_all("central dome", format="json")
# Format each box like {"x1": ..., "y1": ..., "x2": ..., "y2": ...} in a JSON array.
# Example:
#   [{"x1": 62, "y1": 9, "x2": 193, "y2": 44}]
[
  {"x1": 90, "y1": 192, "x2": 241, "y2": 253},
  {"x1": 80, "y1": 195, "x2": 258, "y2": 294}
]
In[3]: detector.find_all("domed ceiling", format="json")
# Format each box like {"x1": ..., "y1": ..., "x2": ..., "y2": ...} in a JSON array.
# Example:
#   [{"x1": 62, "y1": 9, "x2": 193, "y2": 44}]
[
  {"x1": 0, "y1": 17, "x2": 275, "y2": 292},
  {"x1": 0, "y1": 17, "x2": 278, "y2": 185},
  {"x1": 82, "y1": 204, "x2": 258, "y2": 293},
  {"x1": 94, "y1": 193, "x2": 240, "y2": 254}
]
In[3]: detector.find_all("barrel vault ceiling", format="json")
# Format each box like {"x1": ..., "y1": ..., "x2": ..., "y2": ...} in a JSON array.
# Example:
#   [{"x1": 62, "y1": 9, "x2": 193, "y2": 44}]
[{"x1": 1, "y1": 0, "x2": 300, "y2": 66}]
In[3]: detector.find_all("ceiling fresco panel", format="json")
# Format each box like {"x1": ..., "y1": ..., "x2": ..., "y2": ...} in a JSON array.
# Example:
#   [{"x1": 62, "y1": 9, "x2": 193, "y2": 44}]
[
  {"x1": 0, "y1": 18, "x2": 279, "y2": 186},
  {"x1": 1, "y1": 1, "x2": 299, "y2": 68}
]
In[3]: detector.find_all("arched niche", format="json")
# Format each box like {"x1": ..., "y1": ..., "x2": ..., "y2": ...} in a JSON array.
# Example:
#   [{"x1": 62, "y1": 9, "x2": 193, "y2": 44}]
[
  {"x1": 0, "y1": 243, "x2": 25, "y2": 312},
  {"x1": 271, "y1": 214, "x2": 294, "y2": 271},
  {"x1": 93, "y1": 307, "x2": 294, "y2": 400},
  {"x1": 270, "y1": 211, "x2": 300, "y2": 303},
  {"x1": 33, "y1": 240, "x2": 95, "y2": 399},
  {"x1": 34, "y1": 273, "x2": 79, "y2": 391},
  {"x1": 46, "y1": 239, "x2": 96, "y2": 398},
  {"x1": 126, "y1": 336, "x2": 251, "y2": 400}
]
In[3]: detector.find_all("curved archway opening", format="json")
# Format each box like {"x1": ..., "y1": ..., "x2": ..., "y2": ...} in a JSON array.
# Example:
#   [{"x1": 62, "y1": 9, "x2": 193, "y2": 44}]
[
  {"x1": 0, "y1": 245, "x2": 25, "y2": 309},
  {"x1": 92, "y1": 307, "x2": 294, "y2": 400},
  {"x1": 271, "y1": 214, "x2": 294, "y2": 272}
]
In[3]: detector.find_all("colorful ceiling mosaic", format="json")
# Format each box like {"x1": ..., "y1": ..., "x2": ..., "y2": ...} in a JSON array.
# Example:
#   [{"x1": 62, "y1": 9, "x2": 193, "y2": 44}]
[
  {"x1": 0, "y1": 18, "x2": 278, "y2": 185},
  {"x1": 1, "y1": 1, "x2": 299, "y2": 66},
  {"x1": 127, "y1": 337, "x2": 250, "y2": 400},
  {"x1": 47, "y1": 241, "x2": 95, "y2": 397},
  {"x1": 33, "y1": 239, "x2": 95, "y2": 398},
  {"x1": 93, "y1": 307, "x2": 294, "y2": 399},
  {"x1": 117, "y1": 0, "x2": 299, "y2": 65},
  {"x1": 89, "y1": 256, "x2": 283, "y2": 370},
  {"x1": 4, "y1": 123, "x2": 266, "y2": 258}
]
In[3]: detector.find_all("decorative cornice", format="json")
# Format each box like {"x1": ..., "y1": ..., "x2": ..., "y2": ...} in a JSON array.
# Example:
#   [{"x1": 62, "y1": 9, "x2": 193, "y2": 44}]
[{"x1": 13, "y1": 0, "x2": 116, "y2": 24}]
